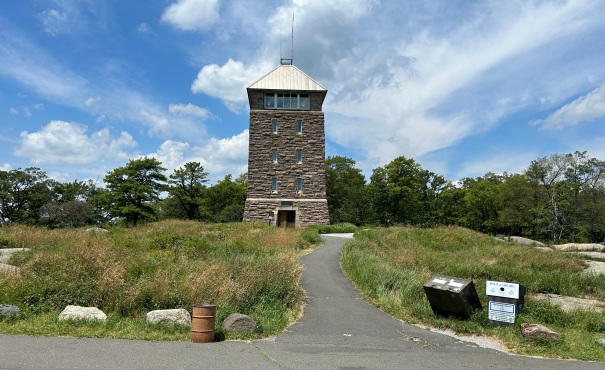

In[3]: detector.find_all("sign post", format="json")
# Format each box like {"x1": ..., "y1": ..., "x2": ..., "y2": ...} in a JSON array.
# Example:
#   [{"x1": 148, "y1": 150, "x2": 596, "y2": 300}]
[{"x1": 486, "y1": 280, "x2": 526, "y2": 327}]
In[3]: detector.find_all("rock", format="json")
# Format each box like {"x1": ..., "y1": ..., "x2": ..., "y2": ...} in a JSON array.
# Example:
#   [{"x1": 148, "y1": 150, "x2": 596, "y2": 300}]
[
  {"x1": 502, "y1": 236, "x2": 546, "y2": 247},
  {"x1": 146, "y1": 309, "x2": 191, "y2": 325},
  {"x1": 86, "y1": 228, "x2": 108, "y2": 233},
  {"x1": 597, "y1": 338, "x2": 605, "y2": 347},
  {"x1": 553, "y1": 243, "x2": 604, "y2": 251},
  {"x1": 0, "y1": 248, "x2": 30, "y2": 264},
  {"x1": 222, "y1": 313, "x2": 257, "y2": 332},
  {"x1": 0, "y1": 304, "x2": 20, "y2": 317},
  {"x1": 520, "y1": 323, "x2": 560, "y2": 342},
  {"x1": 58, "y1": 305, "x2": 107, "y2": 322},
  {"x1": 534, "y1": 293, "x2": 605, "y2": 312},
  {"x1": 583, "y1": 261, "x2": 605, "y2": 275},
  {"x1": 0, "y1": 263, "x2": 19, "y2": 273}
]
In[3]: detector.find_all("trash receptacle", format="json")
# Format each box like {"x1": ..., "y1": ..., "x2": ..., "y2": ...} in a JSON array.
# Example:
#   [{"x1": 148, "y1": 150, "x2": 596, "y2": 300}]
[
  {"x1": 423, "y1": 275, "x2": 482, "y2": 319},
  {"x1": 486, "y1": 281, "x2": 525, "y2": 327}
]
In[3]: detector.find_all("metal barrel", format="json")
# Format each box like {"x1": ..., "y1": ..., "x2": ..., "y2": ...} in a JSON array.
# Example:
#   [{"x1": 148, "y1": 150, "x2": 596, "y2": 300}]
[{"x1": 191, "y1": 304, "x2": 217, "y2": 343}]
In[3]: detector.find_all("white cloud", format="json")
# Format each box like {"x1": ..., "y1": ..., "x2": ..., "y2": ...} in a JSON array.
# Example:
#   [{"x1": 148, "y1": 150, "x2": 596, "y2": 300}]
[
  {"x1": 148, "y1": 130, "x2": 249, "y2": 183},
  {"x1": 137, "y1": 22, "x2": 150, "y2": 33},
  {"x1": 168, "y1": 103, "x2": 212, "y2": 119},
  {"x1": 40, "y1": 9, "x2": 67, "y2": 36},
  {"x1": 191, "y1": 59, "x2": 270, "y2": 110},
  {"x1": 9, "y1": 107, "x2": 18, "y2": 114},
  {"x1": 15, "y1": 120, "x2": 137, "y2": 165},
  {"x1": 161, "y1": 0, "x2": 220, "y2": 31},
  {"x1": 0, "y1": 164, "x2": 11, "y2": 171},
  {"x1": 533, "y1": 81, "x2": 605, "y2": 130},
  {"x1": 84, "y1": 96, "x2": 100, "y2": 106}
]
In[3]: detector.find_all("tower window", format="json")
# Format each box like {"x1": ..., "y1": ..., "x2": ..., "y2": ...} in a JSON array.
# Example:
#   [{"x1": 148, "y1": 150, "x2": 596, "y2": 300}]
[
  {"x1": 272, "y1": 149, "x2": 278, "y2": 163},
  {"x1": 297, "y1": 120, "x2": 303, "y2": 134},
  {"x1": 296, "y1": 178, "x2": 303, "y2": 193},
  {"x1": 271, "y1": 178, "x2": 278, "y2": 192},
  {"x1": 272, "y1": 119, "x2": 278, "y2": 133},
  {"x1": 265, "y1": 93, "x2": 310, "y2": 110},
  {"x1": 296, "y1": 149, "x2": 303, "y2": 164}
]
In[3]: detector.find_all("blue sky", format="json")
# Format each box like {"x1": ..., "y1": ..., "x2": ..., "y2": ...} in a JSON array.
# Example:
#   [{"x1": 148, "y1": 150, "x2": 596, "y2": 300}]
[{"x1": 1, "y1": 0, "x2": 605, "y2": 185}]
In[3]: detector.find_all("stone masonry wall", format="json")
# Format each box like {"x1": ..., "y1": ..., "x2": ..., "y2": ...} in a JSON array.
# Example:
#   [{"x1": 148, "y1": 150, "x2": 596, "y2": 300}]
[
  {"x1": 246, "y1": 110, "x2": 327, "y2": 200},
  {"x1": 244, "y1": 199, "x2": 329, "y2": 227},
  {"x1": 244, "y1": 106, "x2": 329, "y2": 226}
]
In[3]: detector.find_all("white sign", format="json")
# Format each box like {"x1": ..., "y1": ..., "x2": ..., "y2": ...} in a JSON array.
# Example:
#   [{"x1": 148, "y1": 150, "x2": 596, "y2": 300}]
[
  {"x1": 488, "y1": 301, "x2": 516, "y2": 323},
  {"x1": 486, "y1": 280, "x2": 520, "y2": 299}
]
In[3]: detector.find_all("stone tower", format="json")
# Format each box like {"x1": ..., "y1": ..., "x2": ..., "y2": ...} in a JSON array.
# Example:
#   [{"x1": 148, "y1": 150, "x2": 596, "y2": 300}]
[{"x1": 243, "y1": 62, "x2": 329, "y2": 227}]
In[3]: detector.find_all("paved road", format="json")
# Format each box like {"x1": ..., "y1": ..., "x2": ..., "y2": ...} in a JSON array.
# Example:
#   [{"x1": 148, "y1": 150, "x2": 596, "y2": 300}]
[{"x1": 1, "y1": 234, "x2": 603, "y2": 369}]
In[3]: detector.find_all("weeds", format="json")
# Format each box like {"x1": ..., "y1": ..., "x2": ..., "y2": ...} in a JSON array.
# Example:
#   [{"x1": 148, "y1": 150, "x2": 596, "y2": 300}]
[
  {"x1": 0, "y1": 221, "x2": 309, "y2": 340},
  {"x1": 341, "y1": 226, "x2": 605, "y2": 362}
]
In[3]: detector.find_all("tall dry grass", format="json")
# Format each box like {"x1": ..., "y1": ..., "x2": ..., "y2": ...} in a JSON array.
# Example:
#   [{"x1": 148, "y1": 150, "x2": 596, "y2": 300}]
[{"x1": 0, "y1": 221, "x2": 307, "y2": 337}]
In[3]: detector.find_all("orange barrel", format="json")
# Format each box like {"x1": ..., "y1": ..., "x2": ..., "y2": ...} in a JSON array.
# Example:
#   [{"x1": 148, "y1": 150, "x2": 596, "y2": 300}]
[{"x1": 191, "y1": 304, "x2": 217, "y2": 343}]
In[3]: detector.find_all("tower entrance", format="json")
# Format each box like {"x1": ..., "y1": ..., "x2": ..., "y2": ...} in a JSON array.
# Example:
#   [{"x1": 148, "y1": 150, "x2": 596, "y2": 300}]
[{"x1": 277, "y1": 210, "x2": 296, "y2": 228}]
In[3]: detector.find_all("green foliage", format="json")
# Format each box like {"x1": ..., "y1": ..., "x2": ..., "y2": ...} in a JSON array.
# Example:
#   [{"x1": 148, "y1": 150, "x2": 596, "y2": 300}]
[
  {"x1": 340, "y1": 226, "x2": 605, "y2": 361},
  {"x1": 0, "y1": 167, "x2": 50, "y2": 224},
  {"x1": 325, "y1": 156, "x2": 368, "y2": 225},
  {"x1": 201, "y1": 175, "x2": 247, "y2": 222},
  {"x1": 98, "y1": 157, "x2": 168, "y2": 226},
  {"x1": 0, "y1": 221, "x2": 305, "y2": 340},
  {"x1": 167, "y1": 162, "x2": 208, "y2": 220}
]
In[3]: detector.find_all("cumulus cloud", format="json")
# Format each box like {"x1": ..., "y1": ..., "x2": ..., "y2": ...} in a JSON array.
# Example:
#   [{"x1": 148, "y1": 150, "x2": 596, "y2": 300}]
[
  {"x1": 15, "y1": 120, "x2": 137, "y2": 165},
  {"x1": 533, "y1": 81, "x2": 605, "y2": 130},
  {"x1": 0, "y1": 164, "x2": 11, "y2": 171},
  {"x1": 161, "y1": 0, "x2": 220, "y2": 31},
  {"x1": 168, "y1": 103, "x2": 212, "y2": 119},
  {"x1": 191, "y1": 59, "x2": 270, "y2": 110},
  {"x1": 148, "y1": 130, "x2": 248, "y2": 183}
]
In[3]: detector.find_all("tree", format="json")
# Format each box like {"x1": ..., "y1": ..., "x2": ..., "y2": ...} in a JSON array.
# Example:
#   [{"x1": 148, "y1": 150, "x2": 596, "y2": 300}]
[
  {"x1": 368, "y1": 156, "x2": 442, "y2": 225},
  {"x1": 202, "y1": 174, "x2": 247, "y2": 222},
  {"x1": 525, "y1": 153, "x2": 579, "y2": 244},
  {"x1": 325, "y1": 156, "x2": 368, "y2": 225},
  {"x1": 0, "y1": 167, "x2": 49, "y2": 224},
  {"x1": 167, "y1": 162, "x2": 209, "y2": 220},
  {"x1": 99, "y1": 157, "x2": 168, "y2": 226}
]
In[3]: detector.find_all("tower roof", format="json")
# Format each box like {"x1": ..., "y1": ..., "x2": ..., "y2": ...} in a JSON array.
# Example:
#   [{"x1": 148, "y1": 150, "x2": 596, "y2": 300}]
[{"x1": 247, "y1": 64, "x2": 327, "y2": 92}]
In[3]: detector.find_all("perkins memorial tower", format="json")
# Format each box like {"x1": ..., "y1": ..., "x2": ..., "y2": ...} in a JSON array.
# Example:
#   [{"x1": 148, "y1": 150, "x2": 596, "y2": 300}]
[{"x1": 243, "y1": 61, "x2": 329, "y2": 227}]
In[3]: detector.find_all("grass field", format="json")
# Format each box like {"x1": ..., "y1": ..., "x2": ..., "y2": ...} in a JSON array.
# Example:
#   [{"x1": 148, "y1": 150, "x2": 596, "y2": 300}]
[
  {"x1": 0, "y1": 220, "x2": 320, "y2": 341},
  {"x1": 340, "y1": 226, "x2": 605, "y2": 362}
]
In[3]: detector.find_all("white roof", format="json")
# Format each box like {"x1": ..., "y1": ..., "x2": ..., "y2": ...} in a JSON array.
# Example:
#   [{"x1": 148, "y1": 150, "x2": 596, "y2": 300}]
[{"x1": 248, "y1": 64, "x2": 327, "y2": 91}]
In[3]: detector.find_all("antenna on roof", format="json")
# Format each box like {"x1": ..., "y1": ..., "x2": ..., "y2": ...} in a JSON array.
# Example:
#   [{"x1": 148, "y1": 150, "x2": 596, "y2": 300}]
[{"x1": 281, "y1": 12, "x2": 294, "y2": 65}]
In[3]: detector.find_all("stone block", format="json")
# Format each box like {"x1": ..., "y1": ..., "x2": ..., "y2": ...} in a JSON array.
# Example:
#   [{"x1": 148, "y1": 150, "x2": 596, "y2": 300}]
[
  {"x1": 520, "y1": 323, "x2": 560, "y2": 342},
  {"x1": 0, "y1": 304, "x2": 20, "y2": 317},
  {"x1": 222, "y1": 313, "x2": 257, "y2": 332},
  {"x1": 146, "y1": 309, "x2": 191, "y2": 325},
  {"x1": 58, "y1": 305, "x2": 107, "y2": 322}
]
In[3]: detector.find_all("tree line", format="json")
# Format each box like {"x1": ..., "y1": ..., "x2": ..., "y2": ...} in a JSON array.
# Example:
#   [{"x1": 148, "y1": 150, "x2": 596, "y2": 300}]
[
  {"x1": 0, "y1": 158, "x2": 246, "y2": 228},
  {"x1": 2, "y1": 151, "x2": 604, "y2": 244},
  {"x1": 326, "y1": 151, "x2": 605, "y2": 244}
]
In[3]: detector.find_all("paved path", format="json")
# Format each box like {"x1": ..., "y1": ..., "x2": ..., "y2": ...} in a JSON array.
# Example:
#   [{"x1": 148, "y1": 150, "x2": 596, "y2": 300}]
[{"x1": 1, "y1": 234, "x2": 603, "y2": 369}]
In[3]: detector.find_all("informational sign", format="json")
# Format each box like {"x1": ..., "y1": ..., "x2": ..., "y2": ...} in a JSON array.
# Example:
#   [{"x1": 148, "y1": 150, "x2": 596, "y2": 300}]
[
  {"x1": 486, "y1": 280, "x2": 521, "y2": 299},
  {"x1": 488, "y1": 301, "x2": 516, "y2": 323}
]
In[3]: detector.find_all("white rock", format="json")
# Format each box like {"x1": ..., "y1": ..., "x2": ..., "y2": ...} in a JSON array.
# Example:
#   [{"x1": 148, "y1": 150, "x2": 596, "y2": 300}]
[
  {"x1": 146, "y1": 309, "x2": 191, "y2": 325},
  {"x1": 58, "y1": 305, "x2": 107, "y2": 322}
]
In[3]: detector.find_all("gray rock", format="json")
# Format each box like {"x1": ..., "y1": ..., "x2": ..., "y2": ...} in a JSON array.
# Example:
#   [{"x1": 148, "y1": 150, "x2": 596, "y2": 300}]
[
  {"x1": 222, "y1": 313, "x2": 257, "y2": 332},
  {"x1": 0, "y1": 248, "x2": 30, "y2": 264},
  {"x1": 0, "y1": 263, "x2": 19, "y2": 273},
  {"x1": 0, "y1": 304, "x2": 20, "y2": 317},
  {"x1": 534, "y1": 293, "x2": 605, "y2": 312},
  {"x1": 58, "y1": 305, "x2": 107, "y2": 322},
  {"x1": 597, "y1": 338, "x2": 605, "y2": 347},
  {"x1": 520, "y1": 323, "x2": 560, "y2": 342},
  {"x1": 86, "y1": 227, "x2": 108, "y2": 233},
  {"x1": 146, "y1": 309, "x2": 191, "y2": 325}
]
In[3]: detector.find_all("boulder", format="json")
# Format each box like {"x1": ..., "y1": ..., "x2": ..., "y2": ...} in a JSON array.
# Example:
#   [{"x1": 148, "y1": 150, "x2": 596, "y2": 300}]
[
  {"x1": 222, "y1": 313, "x2": 257, "y2": 332},
  {"x1": 597, "y1": 338, "x2": 605, "y2": 347},
  {"x1": 146, "y1": 309, "x2": 191, "y2": 325},
  {"x1": 0, "y1": 304, "x2": 20, "y2": 317},
  {"x1": 520, "y1": 323, "x2": 560, "y2": 342},
  {"x1": 58, "y1": 305, "x2": 107, "y2": 322},
  {"x1": 86, "y1": 228, "x2": 108, "y2": 233}
]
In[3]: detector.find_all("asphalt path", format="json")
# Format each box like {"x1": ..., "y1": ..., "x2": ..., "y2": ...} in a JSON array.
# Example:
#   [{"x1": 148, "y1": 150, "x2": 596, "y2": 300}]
[{"x1": 1, "y1": 234, "x2": 604, "y2": 369}]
